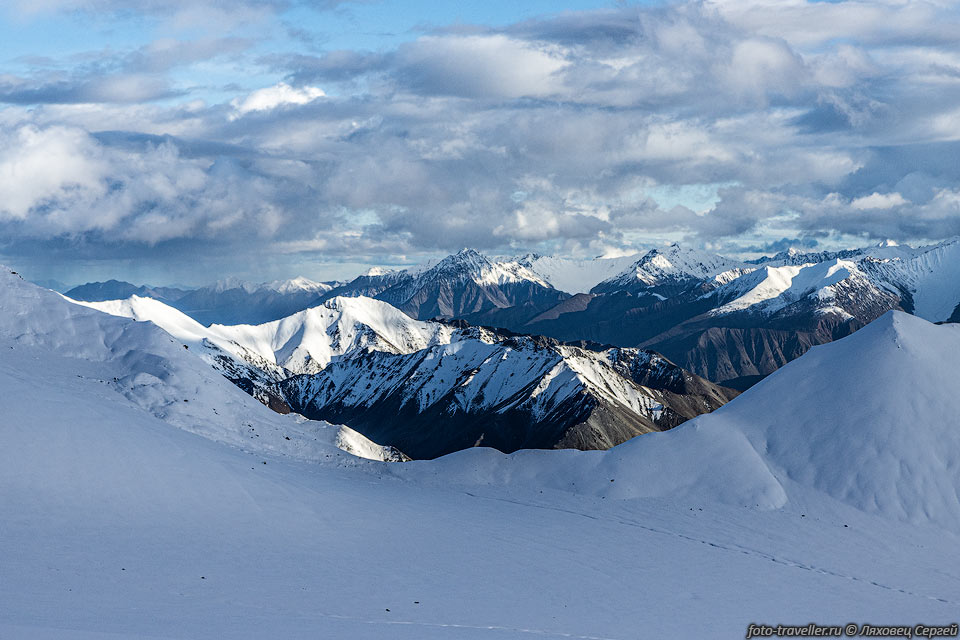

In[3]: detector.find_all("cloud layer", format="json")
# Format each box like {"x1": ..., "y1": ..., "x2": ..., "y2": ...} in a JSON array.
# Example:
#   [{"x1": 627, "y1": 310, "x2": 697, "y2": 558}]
[{"x1": 4, "y1": 0, "x2": 960, "y2": 280}]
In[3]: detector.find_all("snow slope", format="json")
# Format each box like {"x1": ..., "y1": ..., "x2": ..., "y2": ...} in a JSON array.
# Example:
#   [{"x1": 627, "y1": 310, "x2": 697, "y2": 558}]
[
  {"x1": 2, "y1": 271, "x2": 957, "y2": 638},
  {"x1": 708, "y1": 259, "x2": 891, "y2": 318},
  {"x1": 3, "y1": 270, "x2": 397, "y2": 462},
  {"x1": 211, "y1": 296, "x2": 458, "y2": 373},
  {"x1": 73, "y1": 294, "x2": 458, "y2": 376}
]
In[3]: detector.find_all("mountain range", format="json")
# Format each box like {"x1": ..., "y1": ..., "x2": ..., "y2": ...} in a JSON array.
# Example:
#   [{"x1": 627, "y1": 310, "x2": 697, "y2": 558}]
[
  {"x1": 74, "y1": 290, "x2": 736, "y2": 459},
  {"x1": 281, "y1": 327, "x2": 735, "y2": 459},
  {"x1": 63, "y1": 237, "x2": 960, "y2": 393}
]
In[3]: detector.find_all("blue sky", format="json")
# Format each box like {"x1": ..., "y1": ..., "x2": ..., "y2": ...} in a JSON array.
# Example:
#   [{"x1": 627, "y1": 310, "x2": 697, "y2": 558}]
[{"x1": 2, "y1": 0, "x2": 960, "y2": 286}]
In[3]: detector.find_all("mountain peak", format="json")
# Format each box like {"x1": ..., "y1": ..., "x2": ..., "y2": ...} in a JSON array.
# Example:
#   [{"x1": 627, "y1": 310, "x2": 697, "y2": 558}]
[{"x1": 610, "y1": 244, "x2": 744, "y2": 288}]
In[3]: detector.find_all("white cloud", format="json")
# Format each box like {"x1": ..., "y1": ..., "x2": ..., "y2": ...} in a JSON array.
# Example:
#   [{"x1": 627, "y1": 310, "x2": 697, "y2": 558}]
[
  {"x1": 230, "y1": 82, "x2": 325, "y2": 119},
  {"x1": 0, "y1": 125, "x2": 109, "y2": 221},
  {"x1": 0, "y1": 124, "x2": 292, "y2": 243},
  {"x1": 851, "y1": 192, "x2": 909, "y2": 210},
  {"x1": 724, "y1": 38, "x2": 808, "y2": 100}
]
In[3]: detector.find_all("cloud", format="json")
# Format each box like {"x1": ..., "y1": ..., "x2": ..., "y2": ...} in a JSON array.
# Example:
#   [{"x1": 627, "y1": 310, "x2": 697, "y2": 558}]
[
  {"x1": 393, "y1": 34, "x2": 569, "y2": 99},
  {"x1": 0, "y1": 124, "x2": 318, "y2": 244},
  {"x1": 6, "y1": 0, "x2": 960, "y2": 281},
  {"x1": 230, "y1": 82, "x2": 326, "y2": 118},
  {"x1": 851, "y1": 192, "x2": 909, "y2": 211}
]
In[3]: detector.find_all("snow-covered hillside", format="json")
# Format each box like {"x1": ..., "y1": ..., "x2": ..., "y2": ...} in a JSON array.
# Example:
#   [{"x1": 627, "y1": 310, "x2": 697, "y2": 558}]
[
  {"x1": 73, "y1": 294, "x2": 459, "y2": 377},
  {"x1": 708, "y1": 259, "x2": 899, "y2": 319},
  {"x1": 2, "y1": 270, "x2": 957, "y2": 638},
  {"x1": 2, "y1": 270, "x2": 400, "y2": 462}
]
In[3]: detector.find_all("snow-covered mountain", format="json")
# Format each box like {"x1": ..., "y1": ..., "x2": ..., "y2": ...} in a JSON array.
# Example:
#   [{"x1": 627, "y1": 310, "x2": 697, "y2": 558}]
[
  {"x1": 591, "y1": 243, "x2": 747, "y2": 296},
  {"x1": 2, "y1": 268, "x2": 403, "y2": 462},
  {"x1": 281, "y1": 328, "x2": 737, "y2": 459},
  {"x1": 707, "y1": 258, "x2": 901, "y2": 320},
  {"x1": 208, "y1": 296, "x2": 460, "y2": 374},
  {"x1": 71, "y1": 294, "x2": 464, "y2": 406},
  {"x1": 857, "y1": 237, "x2": 960, "y2": 322},
  {"x1": 324, "y1": 248, "x2": 570, "y2": 321}
]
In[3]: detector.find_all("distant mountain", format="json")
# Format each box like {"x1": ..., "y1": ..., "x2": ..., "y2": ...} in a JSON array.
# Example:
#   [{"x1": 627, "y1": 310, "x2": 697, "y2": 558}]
[
  {"x1": 324, "y1": 248, "x2": 570, "y2": 322},
  {"x1": 319, "y1": 267, "x2": 416, "y2": 300},
  {"x1": 169, "y1": 277, "x2": 338, "y2": 325},
  {"x1": 66, "y1": 279, "x2": 189, "y2": 303},
  {"x1": 749, "y1": 247, "x2": 863, "y2": 267},
  {"x1": 67, "y1": 276, "x2": 342, "y2": 326},
  {"x1": 280, "y1": 327, "x2": 737, "y2": 459},
  {"x1": 590, "y1": 244, "x2": 746, "y2": 297},
  {"x1": 482, "y1": 242, "x2": 953, "y2": 387}
]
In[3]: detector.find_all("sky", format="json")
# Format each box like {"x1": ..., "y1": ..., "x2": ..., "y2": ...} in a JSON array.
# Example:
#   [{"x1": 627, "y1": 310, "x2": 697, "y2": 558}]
[{"x1": 2, "y1": 0, "x2": 960, "y2": 286}]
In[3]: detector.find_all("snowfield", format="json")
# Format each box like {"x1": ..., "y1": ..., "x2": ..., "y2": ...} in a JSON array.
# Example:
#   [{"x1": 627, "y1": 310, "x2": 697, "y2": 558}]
[{"x1": 2, "y1": 270, "x2": 959, "y2": 638}]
